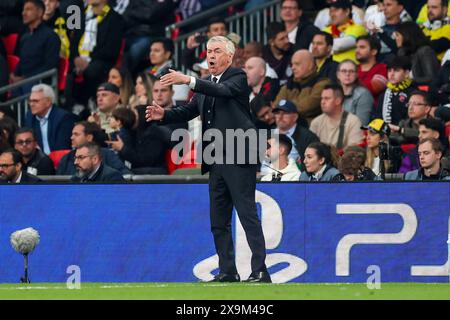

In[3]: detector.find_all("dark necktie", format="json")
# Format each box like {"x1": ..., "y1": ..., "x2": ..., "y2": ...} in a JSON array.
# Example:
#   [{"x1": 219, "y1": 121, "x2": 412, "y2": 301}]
[{"x1": 212, "y1": 77, "x2": 218, "y2": 83}]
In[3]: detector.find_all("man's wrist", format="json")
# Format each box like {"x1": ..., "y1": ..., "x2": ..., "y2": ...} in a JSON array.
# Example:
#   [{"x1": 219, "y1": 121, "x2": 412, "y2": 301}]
[{"x1": 188, "y1": 76, "x2": 196, "y2": 89}]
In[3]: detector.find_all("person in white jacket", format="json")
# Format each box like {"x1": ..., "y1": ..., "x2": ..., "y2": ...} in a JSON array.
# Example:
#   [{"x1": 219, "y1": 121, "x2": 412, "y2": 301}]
[{"x1": 261, "y1": 133, "x2": 301, "y2": 181}]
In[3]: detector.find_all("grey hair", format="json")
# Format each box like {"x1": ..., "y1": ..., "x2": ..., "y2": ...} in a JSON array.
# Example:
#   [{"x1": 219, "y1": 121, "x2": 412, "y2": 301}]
[
  {"x1": 207, "y1": 36, "x2": 236, "y2": 55},
  {"x1": 31, "y1": 84, "x2": 55, "y2": 102}
]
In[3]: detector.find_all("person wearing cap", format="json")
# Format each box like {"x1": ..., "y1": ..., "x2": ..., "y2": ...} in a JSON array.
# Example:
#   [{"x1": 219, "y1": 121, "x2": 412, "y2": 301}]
[
  {"x1": 363, "y1": 118, "x2": 396, "y2": 176},
  {"x1": 244, "y1": 57, "x2": 280, "y2": 104},
  {"x1": 260, "y1": 133, "x2": 301, "y2": 182},
  {"x1": 24, "y1": 83, "x2": 75, "y2": 154},
  {"x1": 310, "y1": 83, "x2": 364, "y2": 150},
  {"x1": 404, "y1": 137, "x2": 450, "y2": 180},
  {"x1": 374, "y1": 56, "x2": 416, "y2": 126},
  {"x1": 280, "y1": 0, "x2": 320, "y2": 51},
  {"x1": 322, "y1": 0, "x2": 367, "y2": 63},
  {"x1": 262, "y1": 22, "x2": 293, "y2": 83},
  {"x1": 273, "y1": 50, "x2": 332, "y2": 124},
  {"x1": 88, "y1": 82, "x2": 122, "y2": 135},
  {"x1": 269, "y1": 99, "x2": 319, "y2": 166}
]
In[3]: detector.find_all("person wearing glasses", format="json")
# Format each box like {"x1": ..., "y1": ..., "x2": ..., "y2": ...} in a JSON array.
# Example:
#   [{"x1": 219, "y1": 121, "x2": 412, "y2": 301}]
[
  {"x1": 71, "y1": 142, "x2": 125, "y2": 183},
  {"x1": 0, "y1": 149, "x2": 42, "y2": 183},
  {"x1": 14, "y1": 128, "x2": 55, "y2": 175},
  {"x1": 389, "y1": 90, "x2": 433, "y2": 145}
]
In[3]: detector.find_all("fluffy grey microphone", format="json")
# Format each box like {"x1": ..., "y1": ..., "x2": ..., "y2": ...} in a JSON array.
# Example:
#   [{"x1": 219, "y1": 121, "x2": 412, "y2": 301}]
[{"x1": 10, "y1": 228, "x2": 40, "y2": 283}]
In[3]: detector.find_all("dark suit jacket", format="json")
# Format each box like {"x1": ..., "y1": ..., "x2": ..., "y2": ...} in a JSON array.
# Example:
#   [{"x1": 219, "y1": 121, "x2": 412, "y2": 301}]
[
  {"x1": 19, "y1": 171, "x2": 42, "y2": 183},
  {"x1": 163, "y1": 67, "x2": 256, "y2": 174},
  {"x1": 292, "y1": 124, "x2": 320, "y2": 161},
  {"x1": 70, "y1": 162, "x2": 125, "y2": 183},
  {"x1": 25, "y1": 106, "x2": 75, "y2": 152}
]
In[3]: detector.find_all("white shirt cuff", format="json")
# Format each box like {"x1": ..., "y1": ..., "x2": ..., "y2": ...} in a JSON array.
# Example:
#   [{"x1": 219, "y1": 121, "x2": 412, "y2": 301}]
[{"x1": 189, "y1": 76, "x2": 196, "y2": 89}]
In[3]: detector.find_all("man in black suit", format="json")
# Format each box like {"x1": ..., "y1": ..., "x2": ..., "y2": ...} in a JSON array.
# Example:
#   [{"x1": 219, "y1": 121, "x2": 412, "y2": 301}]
[
  {"x1": 70, "y1": 142, "x2": 125, "y2": 183},
  {"x1": 25, "y1": 84, "x2": 75, "y2": 154},
  {"x1": 146, "y1": 36, "x2": 270, "y2": 283},
  {"x1": 0, "y1": 149, "x2": 42, "y2": 183}
]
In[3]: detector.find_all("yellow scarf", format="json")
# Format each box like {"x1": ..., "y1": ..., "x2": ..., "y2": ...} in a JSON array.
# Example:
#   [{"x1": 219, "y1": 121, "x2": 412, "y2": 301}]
[
  {"x1": 78, "y1": 4, "x2": 111, "y2": 58},
  {"x1": 387, "y1": 78, "x2": 412, "y2": 92},
  {"x1": 54, "y1": 16, "x2": 70, "y2": 59}
]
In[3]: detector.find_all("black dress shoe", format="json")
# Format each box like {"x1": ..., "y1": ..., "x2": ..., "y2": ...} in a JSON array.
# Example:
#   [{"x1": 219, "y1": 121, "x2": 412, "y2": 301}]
[
  {"x1": 243, "y1": 271, "x2": 272, "y2": 283},
  {"x1": 208, "y1": 273, "x2": 241, "y2": 283}
]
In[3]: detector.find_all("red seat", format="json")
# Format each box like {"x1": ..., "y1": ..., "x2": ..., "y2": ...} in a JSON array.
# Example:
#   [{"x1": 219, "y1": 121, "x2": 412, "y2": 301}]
[
  {"x1": 7, "y1": 55, "x2": 20, "y2": 73},
  {"x1": 401, "y1": 144, "x2": 416, "y2": 154},
  {"x1": 58, "y1": 57, "x2": 69, "y2": 91},
  {"x1": 445, "y1": 124, "x2": 450, "y2": 138},
  {"x1": 114, "y1": 39, "x2": 126, "y2": 68},
  {"x1": 2, "y1": 33, "x2": 19, "y2": 55},
  {"x1": 165, "y1": 142, "x2": 199, "y2": 175},
  {"x1": 48, "y1": 149, "x2": 71, "y2": 169}
]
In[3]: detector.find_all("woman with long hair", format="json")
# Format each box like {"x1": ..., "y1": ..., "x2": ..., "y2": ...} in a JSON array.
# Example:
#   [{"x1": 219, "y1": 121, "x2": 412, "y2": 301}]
[
  {"x1": 299, "y1": 142, "x2": 342, "y2": 181},
  {"x1": 128, "y1": 72, "x2": 155, "y2": 111},
  {"x1": 107, "y1": 66, "x2": 134, "y2": 107},
  {"x1": 337, "y1": 59, "x2": 374, "y2": 126},
  {"x1": 394, "y1": 21, "x2": 440, "y2": 85}
]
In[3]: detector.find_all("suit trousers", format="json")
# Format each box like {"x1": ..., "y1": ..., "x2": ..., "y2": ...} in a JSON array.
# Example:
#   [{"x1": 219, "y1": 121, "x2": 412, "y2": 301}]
[{"x1": 208, "y1": 163, "x2": 267, "y2": 275}]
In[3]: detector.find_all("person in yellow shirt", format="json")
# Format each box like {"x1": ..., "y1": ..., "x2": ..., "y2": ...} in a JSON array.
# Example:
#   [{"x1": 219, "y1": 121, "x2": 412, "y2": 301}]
[
  {"x1": 323, "y1": 0, "x2": 367, "y2": 63},
  {"x1": 416, "y1": 0, "x2": 450, "y2": 24},
  {"x1": 420, "y1": 0, "x2": 450, "y2": 61}
]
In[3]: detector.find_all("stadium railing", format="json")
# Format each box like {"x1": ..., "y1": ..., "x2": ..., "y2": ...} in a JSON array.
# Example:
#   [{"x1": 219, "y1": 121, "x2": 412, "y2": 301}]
[{"x1": 0, "y1": 68, "x2": 58, "y2": 126}]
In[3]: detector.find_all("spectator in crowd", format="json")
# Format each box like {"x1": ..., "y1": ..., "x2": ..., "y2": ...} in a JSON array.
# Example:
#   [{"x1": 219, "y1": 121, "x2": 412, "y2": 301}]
[
  {"x1": 182, "y1": 17, "x2": 228, "y2": 72},
  {"x1": 337, "y1": 59, "x2": 374, "y2": 125},
  {"x1": 128, "y1": 72, "x2": 154, "y2": 111},
  {"x1": 0, "y1": 116, "x2": 19, "y2": 148},
  {"x1": 404, "y1": 137, "x2": 450, "y2": 180},
  {"x1": 299, "y1": 141, "x2": 342, "y2": 181},
  {"x1": 88, "y1": 83, "x2": 122, "y2": 135},
  {"x1": 368, "y1": 0, "x2": 406, "y2": 62},
  {"x1": 43, "y1": 0, "x2": 70, "y2": 59},
  {"x1": 0, "y1": 149, "x2": 42, "y2": 183},
  {"x1": 431, "y1": 59, "x2": 450, "y2": 105},
  {"x1": 242, "y1": 42, "x2": 278, "y2": 79},
  {"x1": 0, "y1": 120, "x2": 13, "y2": 153},
  {"x1": 416, "y1": 0, "x2": 450, "y2": 24},
  {"x1": 356, "y1": 35, "x2": 388, "y2": 104},
  {"x1": 374, "y1": 56, "x2": 415, "y2": 126},
  {"x1": 262, "y1": 22, "x2": 293, "y2": 83},
  {"x1": 25, "y1": 84, "x2": 75, "y2": 154},
  {"x1": 394, "y1": 22, "x2": 441, "y2": 85},
  {"x1": 147, "y1": 38, "x2": 189, "y2": 103},
  {"x1": 421, "y1": 0, "x2": 450, "y2": 61},
  {"x1": 315, "y1": 0, "x2": 365, "y2": 30},
  {"x1": 0, "y1": 44, "x2": 8, "y2": 102},
  {"x1": 121, "y1": 0, "x2": 177, "y2": 74},
  {"x1": 311, "y1": 31, "x2": 338, "y2": 82},
  {"x1": 323, "y1": 0, "x2": 367, "y2": 63},
  {"x1": 112, "y1": 104, "x2": 172, "y2": 174},
  {"x1": 71, "y1": 141, "x2": 125, "y2": 182},
  {"x1": 107, "y1": 66, "x2": 134, "y2": 107},
  {"x1": 10, "y1": 0, "x2": 60, "y2": 94},
  {"x1": 261, "y1": 134, "x2": 301, "y2": 181},
  {"x1": 400, "y1": 117, "x2": 447, "y2": 173},
  {"x1": 250, "y1": 95, "x2": 276, "y2": 130},
  {"x1": 340, "y1": 145, "x2": 378, "y2": 180},
  {"x1": 14, "y1": 128, "x2": 55, "y2": 175},
  {"x1": 389, "y1": 90, "x2": 432, "y2": 145},
  {"x1": 274, "y1": 50, "x2": 331, "y2": 124},
  {"x1": 280, "y1": 0, "x2": 320, "y2": 51},
  {"x1": 244, "y1": 57, "x2": 280, "y2": 104},
  {"x1": 363, "y1": 118, "x2": 392, "y2": 176},
  {"x1": 57, "y1": 121, "x2": 130, "y2": 175},
  {"x1": 364, "y1": 0, "x2": 412, "y2": 33},
  {"x1": 310, "y1": 84, "x2": 364, "y2": 150},
  {"x1": 192, "y1": 59, "x2": 211, "y2": 78},
  {"x1": 72, "y1": 0, "x2": 124, "y2": 106},
  {"x1": 108, "y1": 107, "x2": 136, "y2": 149},
  {"x1": 272, "y1": 99, "x2": 320, "y2": 163}
]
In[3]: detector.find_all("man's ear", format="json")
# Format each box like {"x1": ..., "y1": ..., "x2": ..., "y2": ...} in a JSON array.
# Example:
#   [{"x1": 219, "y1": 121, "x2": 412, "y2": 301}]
[{"x1": 86, "y1": 134, "x2": 94, "y2": 142}]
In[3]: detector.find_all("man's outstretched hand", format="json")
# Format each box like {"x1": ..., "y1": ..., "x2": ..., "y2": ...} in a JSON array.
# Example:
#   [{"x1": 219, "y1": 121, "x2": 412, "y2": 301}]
[
  {"x1": 146, "y1": 101, "x2": 165, "y2": 122},
  {"x1": 160, "y1": 69, "x2": 191, "y2": 86}
]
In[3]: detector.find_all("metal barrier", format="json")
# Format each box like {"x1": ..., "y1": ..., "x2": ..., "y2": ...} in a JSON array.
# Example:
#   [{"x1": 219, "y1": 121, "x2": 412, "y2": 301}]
[
  {"x1": 0, "y1": 68, "x2": 58, "y2": 126},
  {"x1": 168, "y1": 0, "x2": 282, "y2": 73}
]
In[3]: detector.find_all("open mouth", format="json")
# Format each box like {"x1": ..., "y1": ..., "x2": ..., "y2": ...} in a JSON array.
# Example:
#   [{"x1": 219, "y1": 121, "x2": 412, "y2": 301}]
[{"x1": 209, "y1": 61, "x2": 215, "y2": 67}]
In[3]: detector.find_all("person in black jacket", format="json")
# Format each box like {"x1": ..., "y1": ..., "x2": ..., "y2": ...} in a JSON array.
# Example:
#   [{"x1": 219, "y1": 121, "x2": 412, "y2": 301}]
[
  {"x1": 0, "y1": 149, "x2": 42, "y2": 183},
  {"x1": 71, "y1": 141, "x2": 125, "y2": 182},
  {"x1": 71, "y1": 0, "x2": 124, "y2": 106},
  {"x1": 146, "y1": 36, "x2": 271, "y2": 283},
  {"x1": 311, "y1": 31, "x2": 338, "y2": 82},
  {"x1": 0, "y1": 0, "x2": 25, "y2": 36},
  {"x1": 14, "y1": 128, "x2": 55, "y2": 175},
  {"x1": 280, "y1": 0, "x2": 320, "y2": 51}
]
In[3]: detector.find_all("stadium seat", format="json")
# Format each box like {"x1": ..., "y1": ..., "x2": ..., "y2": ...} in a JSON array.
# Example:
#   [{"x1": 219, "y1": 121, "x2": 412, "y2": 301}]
[
  {"x1": 171, "y1": 13, "x2": 182, "y2": 40},
  {"x1": 48, "y1": 149, "x2": 71, "y2": 169},
  {"x1": 2, "y1": 33, "x2": 19, "y2": 55},
  {"x1": 445, "y1": 124, "x2": 450, "y2": 138},
  {"x1": 7, "y1": 55, "x2": 20, "y2": 73},
  {"x1": 115, "y1": 39, "x2": 126, "y2": 68},
  {"x1": 165, "y1": 143, "x2": 199, "y2": 175},
  {"x1": 400, "y1": 144, "x2": 416, "y2": 154},
  {"x1": 58, "y1": 57, "x2": 69, "y2": 91}
]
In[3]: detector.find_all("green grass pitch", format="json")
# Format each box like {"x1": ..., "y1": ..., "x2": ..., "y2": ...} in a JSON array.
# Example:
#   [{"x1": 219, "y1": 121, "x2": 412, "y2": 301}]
[{"x1": 0, "y1": 283, "x2": 448, "y2": 300}]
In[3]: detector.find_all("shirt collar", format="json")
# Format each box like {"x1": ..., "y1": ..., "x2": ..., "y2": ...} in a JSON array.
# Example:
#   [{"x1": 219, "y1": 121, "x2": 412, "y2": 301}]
[
  {"x1": 87, "y1": 163, "x2": 102, "y2": 180},
  {"x1": 312, "y1": 164, "x2": 327, "y2": 181},
  {"x1": 276, "y1": 124, "x2": 297, "y2": 137},
  {"x1": 211, "y1": 72, "x2": 224, "y2": 82},
  {"x1": 14, "y1": 171, "x2": 23, "y2": 183},
  {"x1": 37, "y1": 106, "x2": 52, "y2": 121}
]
